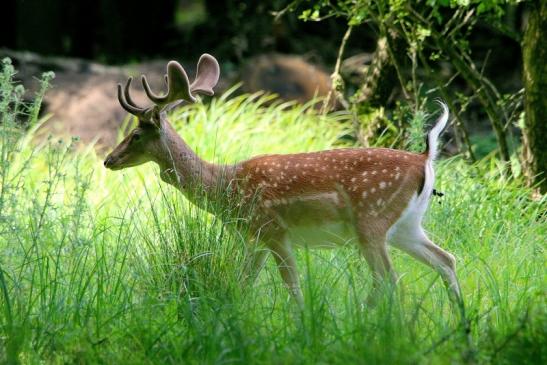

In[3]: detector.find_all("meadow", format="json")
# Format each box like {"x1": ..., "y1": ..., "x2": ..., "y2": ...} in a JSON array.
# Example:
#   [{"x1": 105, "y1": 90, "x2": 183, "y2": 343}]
[{"x1": 0, "y1": 61, "x2": 545, "y2": 364}]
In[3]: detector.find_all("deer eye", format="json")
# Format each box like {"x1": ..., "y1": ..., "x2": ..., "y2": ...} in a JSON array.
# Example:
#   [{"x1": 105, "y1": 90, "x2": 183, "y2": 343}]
[{"x1": 133, "y1": 133, "x2": 142, "y2": 142}]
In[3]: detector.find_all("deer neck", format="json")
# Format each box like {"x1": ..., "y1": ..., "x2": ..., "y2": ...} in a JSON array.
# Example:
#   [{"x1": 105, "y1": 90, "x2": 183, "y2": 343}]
[{"x1": 154, "y1": 122, "x2": 234, "y2": 205}]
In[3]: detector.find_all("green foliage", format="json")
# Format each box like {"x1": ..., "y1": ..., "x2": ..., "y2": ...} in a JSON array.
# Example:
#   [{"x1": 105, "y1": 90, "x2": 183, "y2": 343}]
[
  {"x1": 406, "y1": 110, "x2": 428, "y2": 153},
  {"x1": 294, "y1": 0, "x2": 524, "y2": 167},
  {"x1": 295, "y1": 0, "x2": 520, "y2": 64},
  {"x1": 0, "y1": 64, "x2": 545, "y2": 364}
]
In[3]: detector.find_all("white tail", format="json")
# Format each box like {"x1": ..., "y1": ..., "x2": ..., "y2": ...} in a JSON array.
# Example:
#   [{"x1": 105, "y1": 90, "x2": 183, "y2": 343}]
[
  {"x1": 426, "y1": 101, "x2": 449, "y2": 161},
  {"x1": 104, "y1": 59, "x2": 462, "y2": 305},
  {"x1": 415, "y1": 101, "x2": 449, "y2": 211}
]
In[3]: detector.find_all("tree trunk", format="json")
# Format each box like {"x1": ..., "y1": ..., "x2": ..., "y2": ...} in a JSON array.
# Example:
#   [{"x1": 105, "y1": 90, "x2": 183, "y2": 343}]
[
  {"x1": 353, "y1": 30, "x2": 405, "y2": 107},
  {"x1": 522, "y1": 1, "x2": 547, "y2": 193},
  {"x1": 349, "y1": 30, "x2": 406, "y2": 146}
]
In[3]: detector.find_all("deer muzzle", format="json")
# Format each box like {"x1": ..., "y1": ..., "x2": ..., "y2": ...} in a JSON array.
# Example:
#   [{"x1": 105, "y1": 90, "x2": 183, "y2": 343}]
[{"x1": 103, "y1": 155, "x2": 118, "y2": 170}]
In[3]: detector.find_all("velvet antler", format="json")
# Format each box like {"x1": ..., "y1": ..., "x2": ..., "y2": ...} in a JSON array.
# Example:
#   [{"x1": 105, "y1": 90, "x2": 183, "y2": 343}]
[{"x1": 117, "y1": 54, "x2": 220, "y2": 118}]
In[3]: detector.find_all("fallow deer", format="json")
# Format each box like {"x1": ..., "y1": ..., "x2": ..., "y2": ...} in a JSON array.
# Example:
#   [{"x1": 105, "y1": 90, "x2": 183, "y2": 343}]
[{"x1": 104, "y1": 54, "x2": 462, "y2": 305}]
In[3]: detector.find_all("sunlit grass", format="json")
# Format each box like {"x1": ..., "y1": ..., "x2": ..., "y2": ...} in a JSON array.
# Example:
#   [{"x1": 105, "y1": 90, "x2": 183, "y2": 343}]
[{"x1": 0, "y1": 63, "x2": 545, "y2": 364}]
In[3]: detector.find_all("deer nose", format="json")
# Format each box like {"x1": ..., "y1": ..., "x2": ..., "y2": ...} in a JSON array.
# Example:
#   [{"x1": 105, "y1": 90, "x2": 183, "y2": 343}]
[{"x1": 104, "y1": 157, "x2": 112, "y2": 167}]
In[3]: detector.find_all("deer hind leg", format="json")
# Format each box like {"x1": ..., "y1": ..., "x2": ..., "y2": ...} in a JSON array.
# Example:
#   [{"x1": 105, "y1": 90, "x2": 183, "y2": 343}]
[
  {"x1": 355, "y1": 223, "x2": 398, "y2": 305},
  {"x1": 389, "y1": 224, "x2": 462, "y2": 302},
  {"x1": 242, "y1": 245, "x2": 270, "y2": 285}
]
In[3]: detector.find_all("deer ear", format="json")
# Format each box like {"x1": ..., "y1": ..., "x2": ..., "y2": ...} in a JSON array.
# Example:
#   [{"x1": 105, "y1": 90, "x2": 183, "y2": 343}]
[{"x1": 190, "y1": 54, "x2": 220, "y2": 96}]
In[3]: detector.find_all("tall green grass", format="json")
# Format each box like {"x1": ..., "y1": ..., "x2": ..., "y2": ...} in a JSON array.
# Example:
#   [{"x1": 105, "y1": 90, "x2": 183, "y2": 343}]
[{"x1": 0, "y1": 60, "x2": 545, "y2": 364}]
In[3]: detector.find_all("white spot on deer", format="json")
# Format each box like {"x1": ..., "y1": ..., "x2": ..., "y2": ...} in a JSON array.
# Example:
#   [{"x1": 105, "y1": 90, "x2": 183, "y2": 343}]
[
  {"x1": 268, "y1": 168, "x2": 274, "y2": 172},
  {"x1": 363, "y1": 178, "x2": 369, "y2": 183},
  {"x1": 255, "y1": 167, "x2": 260, "y2": 173},
  {"x1": 382, "y1": 169, "x2": 388, "y2": 173},
  {"x1": 362, "y1": 171, "x2": 368, "y2": 176},
  {"x1": 395, "y1": 166, "x2": 400, "y2": 171},
  {"x1": 371, "y1": 187, "x2": 376, "y2": 193},
  {"x1": 351, "y1": 177, "x2": 357, "y2": 182},
  {"x1": 371, "y1": 170, "x2": 377, "y2": 175},
  {"x1": 264, "y1": 200, "x2": 272, "y2": 208},
  {"x1": 376, "y1": 198, "x2": 383, "y2": 206},
  {"x1": 395, "y1": 172, "x2": 401, "y2": 180},
  {"x1": 388, "y1": 181, "x2": 393, "y2": 187},
  {"x1": 379, "y1": 181, "x2": 386, "y2": 189},
  {"x1": 296, "y1": 163, "x2": 300, "y2": 168},
  {"x1": 367, "y1": 157, "x2": 372, "y2": 161},
  {"x1": 273, "y1": 183, "x2": 278, "y2": 187}
]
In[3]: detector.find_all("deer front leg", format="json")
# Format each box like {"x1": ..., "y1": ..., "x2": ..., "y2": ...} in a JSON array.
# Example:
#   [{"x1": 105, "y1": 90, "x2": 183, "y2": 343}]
[
  {"x1": 241, "y1": 246, "x2": 270, "y2": 285},
  {"x1": 268, "y1": 240, "x2": 304, "y2": 306}
]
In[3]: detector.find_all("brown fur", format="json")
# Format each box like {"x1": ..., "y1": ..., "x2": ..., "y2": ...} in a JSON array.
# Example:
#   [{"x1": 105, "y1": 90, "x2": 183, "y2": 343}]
[{"x1": 236, "y1": 148, "x2": 426, "y2": 234}]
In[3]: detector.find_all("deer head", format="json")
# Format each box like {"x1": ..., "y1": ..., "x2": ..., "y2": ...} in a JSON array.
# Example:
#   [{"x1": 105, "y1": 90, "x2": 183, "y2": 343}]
[{"x1": 104, "y1": 54, "x2": 220, "y2": 170}]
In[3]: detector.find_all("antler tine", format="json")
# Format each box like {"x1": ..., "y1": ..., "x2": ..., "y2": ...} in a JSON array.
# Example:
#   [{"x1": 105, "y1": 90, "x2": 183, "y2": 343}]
[
  {"x1": 123, "y1": 77, "x2": 145, "y2": 111},
  {"x1": 141, "y1": 61, "x2": 196, "y2": 109},
  {"x1": 118, "y1": 78, "x2": 147, "y2": 116},
  {"x1": 141, "y1": 74, "x2": 163, "y2": 104}
]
